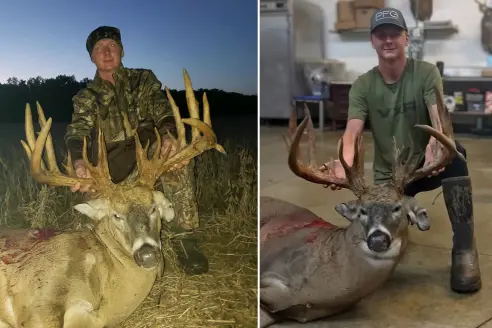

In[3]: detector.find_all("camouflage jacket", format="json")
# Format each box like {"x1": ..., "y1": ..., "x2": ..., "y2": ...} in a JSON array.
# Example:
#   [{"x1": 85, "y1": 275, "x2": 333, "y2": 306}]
[{"x1": 64, "y1": 65, "x2": 177, "y2": 165}]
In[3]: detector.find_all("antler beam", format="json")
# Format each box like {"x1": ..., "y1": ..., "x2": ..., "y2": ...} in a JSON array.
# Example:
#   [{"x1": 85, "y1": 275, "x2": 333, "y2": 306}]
[
  {"x1": 21, "y1": 69, "x2": 226, "y2": 197},
  {"x1": 285, "y1": 105, "x2": 367, "y2": 196},
  {"x1": 21, "y1": 102, "x2": 115, "y2": 198},
  {"x1": 285, "y1": 86, "x2": 465, "y2": 198}
]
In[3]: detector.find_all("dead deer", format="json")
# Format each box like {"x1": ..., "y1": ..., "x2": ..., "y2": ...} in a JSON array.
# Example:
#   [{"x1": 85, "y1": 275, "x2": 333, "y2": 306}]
[
  {"x1": 0, "y1": 70, "x2": 225, "y2": 328},
  {"x1": 259, "y1": 88, "x2": 463, "y2": 327}
]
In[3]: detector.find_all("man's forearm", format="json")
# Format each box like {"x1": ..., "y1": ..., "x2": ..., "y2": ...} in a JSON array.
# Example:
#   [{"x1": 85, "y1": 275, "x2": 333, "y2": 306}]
[
  {"x1": 427, "y1": 104, "x2": 442, "y2": 146},
  {"x1": 342, "y1": 133, "x2": 356, "y2": 167},
  {"x1": 342, "y1": 119, "x2": 365, "y2": 166}
]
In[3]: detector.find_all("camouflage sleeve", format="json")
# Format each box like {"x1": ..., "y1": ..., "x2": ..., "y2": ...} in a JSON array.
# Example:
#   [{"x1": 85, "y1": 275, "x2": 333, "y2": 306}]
[
  {"x1": 137, "y1": 70, "x2": 177, "y2": 137},
  {"x1": 64, "y1": 89, "x2": 96, "y2": 161}
]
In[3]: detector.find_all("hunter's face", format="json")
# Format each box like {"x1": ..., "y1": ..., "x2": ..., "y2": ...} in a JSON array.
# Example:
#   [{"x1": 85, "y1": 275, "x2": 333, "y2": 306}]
[
  {"x1": 91, "y1": 38, "x2": 123, "y2": 72},
  {"x1": 370, "y1": 25, "x2": 408, "y2": 61}
]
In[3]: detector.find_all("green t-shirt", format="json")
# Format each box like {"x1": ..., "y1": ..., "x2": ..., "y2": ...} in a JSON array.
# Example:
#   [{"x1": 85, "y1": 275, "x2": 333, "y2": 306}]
[{"x1": 347, "y1": 58, "x2": 443, "y2": 184}]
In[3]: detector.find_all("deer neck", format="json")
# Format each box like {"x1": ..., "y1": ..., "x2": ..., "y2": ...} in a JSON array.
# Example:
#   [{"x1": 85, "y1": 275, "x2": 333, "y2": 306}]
[
  {"x1": 313, "y1": 221, "x2": 364, "y2": 255},
  {"x1": 343, "y1": 221, "x2": 366, "y2": 250},
  {"x1": 92, "y1": 219, "x2": 136, "y2": 268}
]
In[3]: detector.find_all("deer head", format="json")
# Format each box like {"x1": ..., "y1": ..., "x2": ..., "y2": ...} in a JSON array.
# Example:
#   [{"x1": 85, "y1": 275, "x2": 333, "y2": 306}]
[
  {"x1": 475, "y1": 0, "x2": 488, "y2": 13},
  {"x1": 285, "y1": 87, "x2": 464, "y2": 259},
  {"x1": 20, "y1": 69, "x2": 226, "y2": 270}
]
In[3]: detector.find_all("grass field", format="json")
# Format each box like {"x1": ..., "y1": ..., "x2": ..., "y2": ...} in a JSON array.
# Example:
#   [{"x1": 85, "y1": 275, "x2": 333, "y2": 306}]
[{"x1": 0, "y1": 116, "x2": 258, "y2": 328}]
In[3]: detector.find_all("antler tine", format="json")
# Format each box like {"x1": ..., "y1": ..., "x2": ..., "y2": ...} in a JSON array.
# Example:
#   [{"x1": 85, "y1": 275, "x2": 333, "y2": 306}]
[
  {"x1": 337, "y1": 133, "x2": 367, "y2": 196},
  {"x1": 133, "y1": 71, "x2": 227, "y2": 189},
  {"x1": 283, "y1": 104, "x2": 298, "y2": 150},
  {"x1": 287, "y1": 111, "x2": 351, "y2": 189},
  {"x1": 83, "y1": 128, "x2": 112, "y2": 182},
  {"x1": 183, "y1": 68, "x2": 201, "y2": 141},
  {"x1": 391, "y1": 136, "x2": 419, "y2": 192},
  {"x1": 132, "y1": 127, "x2": 176, "y2": 188},
  {"x1": 347, "y1": 133, "x2": 365, "y2": 177},
  {"x1": 165, "y1": 87, "x2": 186, "y2": 149},
  {"x1": 406, "y1": 86, "x2": 466, "y2": 184},
  {"x1": 63, "y1": 150, "x2": 75, "y2": 177},
  {"x1": 21, "y1": 102, "x2": 116, "y2": 198},
  {"x1": 35, "y1": 102, "x2": 60, "y2": 173},
  {"x1": 304, "y1": 104, "x2": 317, "y2": 168},
  {"x1": 356, "y1": 134, "x2": 365, "y2": 176},
  {"x1": 71, "y1": 128, "x2": 116, "y2": 197},
  {"x1": 23, "y1": 104, "x2": 46, "y2": 172},
  {"x1": 21, "y1": 104, "x2": 93, "y2": 189},
  {"x1": 433, "y1": 85, "x2": 456, "y2": 141},
  {"x1": 133, "y1": 128, "x2": 154, "y2": 186},
  {"x1": 203, "y1": 92, "x2": 212, "y2": 127}
]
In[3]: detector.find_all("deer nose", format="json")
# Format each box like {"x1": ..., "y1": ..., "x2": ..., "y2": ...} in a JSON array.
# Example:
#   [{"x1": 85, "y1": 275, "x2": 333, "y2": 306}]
[
  {"x1": 367, "y1": 230, "x2": 391, "y2": 252},
  {"x1": 133, "y1": 243, "x2": 159, "y2": 269}
]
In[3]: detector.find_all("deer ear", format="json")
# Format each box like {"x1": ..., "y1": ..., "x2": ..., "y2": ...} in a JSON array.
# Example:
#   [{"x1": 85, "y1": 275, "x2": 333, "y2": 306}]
[
  {"x1": 74, "y1": 199, "x2": 110, "y2": 221},
  {"x1": 335, "y1": 201, "x2": 359, "y2": 222},
  {"x1": 407, "y1": 207, "x2": 430, "y2": 231}
]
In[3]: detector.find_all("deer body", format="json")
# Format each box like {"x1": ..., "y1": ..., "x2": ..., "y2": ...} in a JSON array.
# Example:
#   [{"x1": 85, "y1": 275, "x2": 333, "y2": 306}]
[
  {"x1": 260, "y1": 194, "x2": 413, "y2": 327},
  {"x1": 260, "y1": 93, "x2": 462, "y2": 327},
  {"x1": 0, "y1": 225, "x2": 159, "y2": 327},
  {"x1": 0, "y1": 69, "x2": 226, "y2": 328}
]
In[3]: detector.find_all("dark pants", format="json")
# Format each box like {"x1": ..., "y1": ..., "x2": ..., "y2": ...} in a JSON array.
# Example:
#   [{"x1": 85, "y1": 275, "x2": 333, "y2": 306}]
[{"x1": 403, "y1": 140, "x2": 469, "y2": 197}]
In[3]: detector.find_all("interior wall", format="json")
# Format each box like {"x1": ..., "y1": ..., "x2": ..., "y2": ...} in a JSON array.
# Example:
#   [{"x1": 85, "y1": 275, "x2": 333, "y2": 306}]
[
  {"x1": 293, "y1": 0, "x2": 325, "y2": 59},
  {"x1": 294, "y1": 0, "x2": 487, "y2": 74}
]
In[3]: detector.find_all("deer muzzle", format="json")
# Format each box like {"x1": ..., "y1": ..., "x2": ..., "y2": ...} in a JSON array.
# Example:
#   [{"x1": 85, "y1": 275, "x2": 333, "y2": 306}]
[
  {"x1": 367, "y1": 230, "x2": 391, "y2": 253},
  {"x1": 133, "y1": 243, "x2": 160, "y2": 269}
]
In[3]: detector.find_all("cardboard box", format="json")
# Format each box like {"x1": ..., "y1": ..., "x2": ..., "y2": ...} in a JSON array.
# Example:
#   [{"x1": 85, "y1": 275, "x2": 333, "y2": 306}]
[
  {"x1": 482, "y1": 68, "x2": 492, "y2": 77},
  {"x1": 337, "y1": 1, "x2": 355, "y2": 22},
  {"x1": 335, "y1": 20, "x2": 357, "y2": 31},
  {"x1": 354, "y1": 0, "x2": 385, "y2": 8},
  {"x1": 355, "y1": 8, "x2": 376, "y2": 28}
]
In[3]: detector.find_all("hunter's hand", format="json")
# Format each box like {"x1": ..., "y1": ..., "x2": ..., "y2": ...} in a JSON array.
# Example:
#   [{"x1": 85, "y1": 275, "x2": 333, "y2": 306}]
[
  {"x1": 71, "y1": 160, "x2": 93, "y2": 193},
  {"x1": 424, "y1": 139, "x2": 445, "y2": 177},
  {"x1": 161, "y1": 137, "x2": 190, "y2": 171},
  {"x1": 319, "y1": 159, "x2": 346, "y2": 191}
]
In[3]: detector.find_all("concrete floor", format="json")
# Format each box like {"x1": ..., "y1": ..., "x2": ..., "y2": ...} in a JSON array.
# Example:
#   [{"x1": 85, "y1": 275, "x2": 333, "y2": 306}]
[{"x1": 260, "y1": 125, "x2": 492, "y2": 328}]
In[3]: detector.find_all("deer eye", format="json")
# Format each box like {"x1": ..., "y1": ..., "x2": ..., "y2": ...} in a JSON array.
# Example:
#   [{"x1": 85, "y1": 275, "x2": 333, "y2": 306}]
[
  {"x1": 393, "y1": 205, "x2": 402, "y2": 213},
  {"x1": 360, "y1": 208, "x2": 367, "y2": 216}
]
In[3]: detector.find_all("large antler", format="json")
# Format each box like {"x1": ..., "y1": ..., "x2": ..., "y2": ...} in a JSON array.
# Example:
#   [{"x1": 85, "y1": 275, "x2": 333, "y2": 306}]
[
  {"x1": 392, "y1": 86, "x2": 466, "y2": 191},
  {"x1": 21, "y1": 69, "x2": 226, "y2": 196},
  {"x1": 21, "y1": 102, "x2": 116, "y2": 197},
  {"x1": 284, "y1": 105, "x2": 367, "y2": 197},
  {"x1": 131, "y1": 68, "x2": 226, "y2": 189}
]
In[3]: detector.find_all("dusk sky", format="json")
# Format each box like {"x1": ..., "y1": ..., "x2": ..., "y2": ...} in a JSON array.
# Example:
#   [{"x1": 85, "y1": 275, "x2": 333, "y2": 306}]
[{"x1": 0, "y1": 0, "x2": 258, "y2": 95}]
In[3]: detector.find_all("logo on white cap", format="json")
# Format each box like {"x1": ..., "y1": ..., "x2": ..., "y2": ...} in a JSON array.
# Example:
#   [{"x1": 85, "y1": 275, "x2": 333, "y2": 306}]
[{"x1": 375, "y1": 10, "x2": 399, "y2": 22}]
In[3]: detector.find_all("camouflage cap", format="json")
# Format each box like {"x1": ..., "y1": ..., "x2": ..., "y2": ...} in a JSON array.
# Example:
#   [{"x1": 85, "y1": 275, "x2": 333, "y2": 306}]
[{"x1": 86, "y1": 26, "x2": 123, "y2": 55}]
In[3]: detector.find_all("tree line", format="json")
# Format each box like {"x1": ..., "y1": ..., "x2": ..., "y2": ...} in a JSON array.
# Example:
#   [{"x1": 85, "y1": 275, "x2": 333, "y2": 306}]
[{"x1": 0, "y1": 75, "x2": 257, "y2": 123}]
